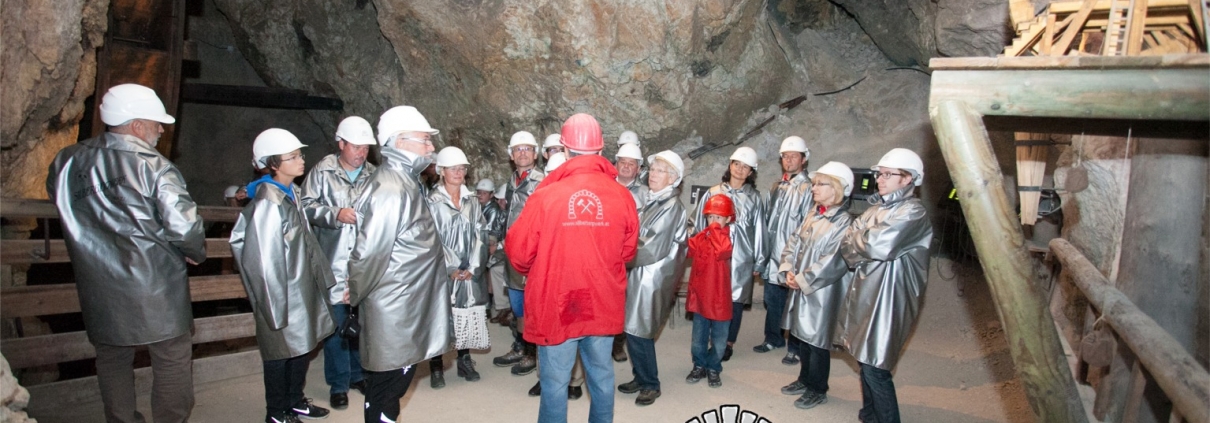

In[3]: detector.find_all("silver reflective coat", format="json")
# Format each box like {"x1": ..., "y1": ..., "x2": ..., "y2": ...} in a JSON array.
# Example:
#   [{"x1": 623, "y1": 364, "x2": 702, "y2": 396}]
[
  {"x1": 504, "y1": 168, "x2": 544, "y2": 290},
  {"x1": 692, "y1": 183, "x2": 765, "y2": 304},
  {"x1": 624, "y1": 187, "x2": 689, "y2": 339},
  {"x1": 300, "y1": 154, "x2": 376, "y2": 305},
  {"x1": 620, "y1": 177, "x2": 649, "y2": 207},
  {"x1": 428, "y1": 184, "x2": 486, "y2": 308},
  {"x1": 779, "y1": 201, "x2": 853, "y2": 349},
  {"x1": 481, "y1": 200, "x2": 507, "y2": 268},
  {"x1": 47, "y1": 133, "x2": 207, "y2": 346},
  {"x1": 837, "y1": 186, "x2": 932, "y2": 370},
  {"x1": 347, "y1": 148, "x2": 453, "y2": 371},
  {"x1": 230, "y1": 182, "x2": 336, "y2": 361},
  {"x1": 763, "y1": 172, "x2": 813, "y2": 283}
]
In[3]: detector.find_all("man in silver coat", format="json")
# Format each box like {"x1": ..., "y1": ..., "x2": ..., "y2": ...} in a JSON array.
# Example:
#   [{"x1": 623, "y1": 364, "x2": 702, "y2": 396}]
[
  {"x1": 47, "y1": 83, "x2": 206, "y2": 423},
  {"x1": 756, "y1": 136, "x2": 813, "y2": 366},
  {"x1": 347, "y1": 106, "x2": 453, "y2": 423},
  {"x1": 299, "y1": 116, "x2": 377, "y2": 410},
  {"x1": 493, "y1": 131, "x2": 544, "y2": 376},
  {"x1": 838, "y1": 148, "x2": 932, "y2": 423},
  {"x1": 484, "y1": 184, "x2": 512, "y2": 323}
]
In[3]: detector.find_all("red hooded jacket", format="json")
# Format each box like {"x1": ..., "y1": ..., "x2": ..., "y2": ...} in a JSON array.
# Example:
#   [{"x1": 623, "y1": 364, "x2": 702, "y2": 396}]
[
  {"x1": 507, "y1": 154, "x2": 639, "y2": 345},
  {"x1": 686, "y1": 222, "x2": 733, "y2": 321}
]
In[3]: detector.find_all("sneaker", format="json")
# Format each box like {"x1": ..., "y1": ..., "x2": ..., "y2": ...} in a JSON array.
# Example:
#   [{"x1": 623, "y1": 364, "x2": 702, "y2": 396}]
[
  {"x1": 511, "y1": 355, "x2": 537, "y2": 375},
  {"x1": 328, "y1": 392, "x2": 349, "y2": 410},
  {"x1": 493, "y1": 346, "x2": 525, "y2": 367},
  {"x1": 266, "y1": 412, "x2": 302, "y2": 423},
  {"x1": 528, "y1": 381, "x2": 542, "y2": 397},
  {"x1": 568, "y1": 386, "x2": 583, "y2": 400},
  {"x1": 794, "y1": 391, "x2": 828, "y2": 410},
  {"x1": 752, "y1": 342, "x2": 781, "y2": 353},
  {"x1": 617, "y1": 379, "x2": 641, "y2": 394},
  {"x1": 685, "y1": 366, "x2": 707, "y2": 384},
  {"x1": 706, "y1": 370, "x2": 722, "y2": 388},
  {"x1": 635, "y1": 389, "x2": 661, "y2": 406},
  {"x1": 782, "y1": 351, "x2": 800, "y2": 366},
  {"x1": 291, "y1": 398, "x2": 330, "y2": 420},
  {"x1": 780, "y1": 380, "x2": 807, "y2": 395},
  {"x1": 721, "y1": 345, "x2": 733, "y2": 362},
  {"x1": 349, "y1": 380, "x2": 367, "y2": 395}
]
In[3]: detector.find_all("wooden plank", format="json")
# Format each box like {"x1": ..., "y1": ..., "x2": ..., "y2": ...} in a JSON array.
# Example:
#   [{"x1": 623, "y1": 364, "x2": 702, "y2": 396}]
[
  {"x1": 1012, "y1": 0, "x2": 1037, "y2": 25},
  {"x1": 1043, "y1": 13, "x2": 1058, "y2": 54},
  {"x1": 1191, "y1": 0, "x2": 1207, "y2": 45},
  {"x1": 1006, "y1": 18, "x2": 1049, "y2": 56},
  {"x1": 1, "y1": 313, "x2": 255, "y2": 369},
  {"x1": 930, "y1": 53, "x2": 1210, "y2": 69},
  {"x1": 1049, "y1": 0, "x2": 1189, "y2": 13},
  {"x1": 25, "y1": 349, "x2": 262, "y2": 408},
  {"x1": 180, "y1": 83, "x2": 344, "y2": 110},
  {"x1": 0, "y1": 274, "x2": 246, "y2": 319},
  {"x1": 1054, "y1": 0, "x2": 1103, "y2": 55},
  {"x1": 929, "y1": 68, "x2": 1210, "y2": 121},
  {"x1": 1, "y1": 238, "x2": 232, "y2": 264},
  {"x1": 1, "y1": 198, "x2": 240, "y2": 222}
]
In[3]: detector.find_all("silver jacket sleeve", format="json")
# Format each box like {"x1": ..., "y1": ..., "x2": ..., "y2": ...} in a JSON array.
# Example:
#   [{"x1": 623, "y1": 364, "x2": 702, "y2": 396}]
[
  {"x1": 428, "y1": 185, "x2": 486, "y2": 308},
  {"x1": 47, "y1": 133, "x2": 206, "y2": 346},
  {"x1": 836, "y1": 186, "x2": 933, "y2": 370},
  {"x1": 347, "y1": 148, "x2": 453, "y2": 372},
  {"x1": 503, "y1": 169, "x2": 544, "y2": 290},
  {"x1": 623, "y1": 178, "x2": 649, "y2": 207},
  {"x1": 778, "y1": 203, "x2": 853, "y2": 349},
  {"x1": 300, "y1": 154, "x2": 376, "y2": 304},
  {"x1": 763, "y1": 172, "x2": 813, "y2": 283},
  {"x1": 690, "y1": 184, "x2": 764, "y2": 304},
  {"x1": 481, "y1": 201, "x2": 507, "y2": 267},
  {"x1": 229, "y1": 183, "x2": 336, "y2": 361},
  {"x1": 623, "y1": 191, "x2": 689, "y2": 339}
]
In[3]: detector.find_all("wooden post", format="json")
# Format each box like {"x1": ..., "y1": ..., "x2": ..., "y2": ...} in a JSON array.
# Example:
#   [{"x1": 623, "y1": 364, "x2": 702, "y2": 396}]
[{"x1": 930, "y1": 100, "x2": 1090, "y2": 423}]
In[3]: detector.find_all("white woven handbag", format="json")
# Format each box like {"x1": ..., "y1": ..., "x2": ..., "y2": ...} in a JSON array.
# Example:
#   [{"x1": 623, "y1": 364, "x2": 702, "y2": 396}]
[{"x1": 452, "y1": 279, "x2": 490, "y2": 350}]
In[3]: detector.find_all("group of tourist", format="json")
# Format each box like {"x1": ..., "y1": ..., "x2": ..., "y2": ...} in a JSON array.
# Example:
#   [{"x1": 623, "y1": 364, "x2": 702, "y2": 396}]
[{"x1": 47, "y1": 83, "x2": 932, "y2": 423}]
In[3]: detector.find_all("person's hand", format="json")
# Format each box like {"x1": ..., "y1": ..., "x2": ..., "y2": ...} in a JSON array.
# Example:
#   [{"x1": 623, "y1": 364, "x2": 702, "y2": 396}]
[
  {"x1": 337, "y1": 208, "x2": 357, "y2": 225},
  {"x1": 342, "y1": 289, "x2": 350, "y2": 304},
  {"x1": 785, "y1": 272, "x2": 799, "y2": 290},
  {"x1": 186, "y1": 258, "x2": 198, "y2": 266}
]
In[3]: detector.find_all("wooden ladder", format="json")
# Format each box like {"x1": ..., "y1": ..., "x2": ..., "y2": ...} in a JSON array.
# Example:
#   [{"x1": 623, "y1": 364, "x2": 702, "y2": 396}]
[{"x1": 1102, "y1": 0, "x2": 1136, "y2": 54}]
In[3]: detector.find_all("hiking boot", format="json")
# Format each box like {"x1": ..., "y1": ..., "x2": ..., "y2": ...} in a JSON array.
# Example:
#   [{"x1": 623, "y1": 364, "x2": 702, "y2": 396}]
[
  {"x1": 429, "y1": 361, "x2": 445, "y2": 389},
  {"x1": 511, "y1": 354, "x2": 537, "y2": 375},
  {"x1": 794, "y1": 391, "x2": 828, "y2": 410},
  {"x1": 635, "y1": 389, "x2": 661, "y2": 406},
  {"x1": 685, "y1": 366, "x2": 707, "y2": 384},
  {"x1": 457, "y1": 355, "x2": 481, "y2": 381},
  {"x1": 617, "y1": 379, "x2": 641, "y2": 394},
  {"x1": 493, "y1": 343, "x2": 524, "y2": 367},
  {"x1": 568, "y1": 386, "x2": 583, "y2": 400},
  {"x1": 528, "y1": 381, "x2": 542, "y2": 397},
  {"x1": 782, "y1": 351, "x2": 800, "y2": 366},
  {"x1": 612, "y1": 336, "x2": 628, "y2": 362},
  {"x1": 780, "y1": 380, "x2": 807, "y2": 395},
  {"x1": 291, "y1": 398, "x2": 330, "y2": 420},
  {"x1": 706, "y1": 370, "x2": 722, "y2": 388}
]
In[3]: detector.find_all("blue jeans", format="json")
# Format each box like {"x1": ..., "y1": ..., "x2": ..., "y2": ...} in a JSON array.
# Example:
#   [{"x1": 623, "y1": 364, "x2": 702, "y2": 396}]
[
  {"x1": 762, "y1": 283, "x2": 789, "y2": 348},
  {"x1": 690, "y1": 314, "x2": 729, "y2": 373},
  {"x1": 859, "y1": 364, "x2": 900, "y2": 423},
  {"x1": 323, "y1": 304, "x2": 363, "y2": 394},
  {"x1": 538, "y1": 336, "x2": 614, "y2": 423},
  {"x1": 625, "y1": 334, "x2": 659, "y2": 391}
]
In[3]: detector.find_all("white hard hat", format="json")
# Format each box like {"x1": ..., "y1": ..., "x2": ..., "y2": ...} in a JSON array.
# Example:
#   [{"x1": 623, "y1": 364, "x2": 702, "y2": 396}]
[
  {"x1": 648, "y1": 150, "x2": 685, "y2": 187},
  {"x1": 542, "y1": 134, "x2": 563, "y2": 149},
  {"x1": 475, "y1": 178, "x2": 496, "y2": 192},
  {"x1": 252, "y1": 128, "x2": 308, "y2": 169},
  {"x1": 873, "y1": 148, "x2": 924, "y2": 186},
  {"x1": 615, "y1": 143, "x2": 644, "y2": 163},
  {"x1": 779, "y1": 136, "x2": 809, "y2": 158},
  {"x1": 618, "y1": 130, "x2": 639, "y2": 146},
  {"x1": 223, "y1": 185, "x2": 240, "y2": 199},
  {"x1": 493, "y1": 185, "x2": 507, "y2": 199},
  {"x1": 730, "y1": 146, "x2": 758, "y2": 170},
  {"x1": 335, "y1": 116, "x2": 376, "y2": 146},
  {"x1": 99, "y1": 84, "x2": 176, "y2": 126},
  {"x1": 545, "y1": 152, "x2": 567, "y2": 172},
  {"x1": 376, "y1": 106, "x2": 438, "y2": 146},
  {"x1": 435, "y1": 146, "x2": 470, "y2": 169},
  {"x1": 508, "y1": 131, "x2": 539, "y2": 152},
  {"x1": 810, "y1": 161, "x2": 855, "y2": 196}
]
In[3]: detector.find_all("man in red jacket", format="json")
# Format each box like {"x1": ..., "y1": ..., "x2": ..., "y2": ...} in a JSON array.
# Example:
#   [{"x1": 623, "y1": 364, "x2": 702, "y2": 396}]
[{"x1": 506, "y1": 113, "x2": 639, "y2": 423}]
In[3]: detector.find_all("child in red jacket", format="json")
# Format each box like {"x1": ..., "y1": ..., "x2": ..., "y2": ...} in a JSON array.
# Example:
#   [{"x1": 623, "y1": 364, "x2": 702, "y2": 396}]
[{"x1": 685, "y1": 194, "x2": 735, "y2": 388}]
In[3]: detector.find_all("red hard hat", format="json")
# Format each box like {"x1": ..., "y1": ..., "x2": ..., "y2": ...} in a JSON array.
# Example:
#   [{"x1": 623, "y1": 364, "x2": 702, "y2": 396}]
[
  {"x1": 702, "y1": 194, "x2": 735, "y2": 218},
  {"x1": 560, "y1": 113, "x2": 604, "y2": 152}
]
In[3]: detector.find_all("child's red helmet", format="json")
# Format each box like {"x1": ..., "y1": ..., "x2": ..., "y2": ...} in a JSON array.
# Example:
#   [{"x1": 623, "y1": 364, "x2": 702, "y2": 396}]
[{"x1": 702, "y1": 194, "x2": 735, "y2": 218}]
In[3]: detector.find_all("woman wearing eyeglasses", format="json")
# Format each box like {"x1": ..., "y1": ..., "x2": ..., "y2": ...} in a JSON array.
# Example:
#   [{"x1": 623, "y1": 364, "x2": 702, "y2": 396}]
[
  {"x1": 837, "y1": 148, "x2": 933, "y2": 423},
  {"x1": 427, "y1": 146, "x2": 487, "y2": 389}
]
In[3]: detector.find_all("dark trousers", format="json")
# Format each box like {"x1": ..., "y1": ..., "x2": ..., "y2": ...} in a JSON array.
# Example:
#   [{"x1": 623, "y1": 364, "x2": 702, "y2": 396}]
[
  {"x1": 762, "y1": 283, "x2": 790, "y2": 348},
  {"x1": 726, "y1": 302, "x2": 744, "y2": 343},
  {"x1": 94, "y1": 333, "x2": 194, "y2": 423},
  {"x1": 323, "y1": 304, "x2": 364, "y2": 394},
  {"x1": 625, "y1": 333, "x2": 659, "y2": 391},
  {"x1": 364, "y1": 366, "x2": 416, "y2": 423},
  {"x1": 263, "y1": 354, "x2": 311, "y2": 416},
  {"x1": 859, "y1": 364, "x2": 900, "y2": 423},
  {"x1": 796, "y1": 340, "x2": 831, "y2": 394},
  {"x1": 431, "y1": 349, "x2": 470, "y2": 366}
]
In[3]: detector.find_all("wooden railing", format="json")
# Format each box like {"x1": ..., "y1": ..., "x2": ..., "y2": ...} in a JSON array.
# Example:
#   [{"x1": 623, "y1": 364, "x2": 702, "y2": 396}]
[{"x1": 0, "y1": 197, "x2": 257, "y2": 408}]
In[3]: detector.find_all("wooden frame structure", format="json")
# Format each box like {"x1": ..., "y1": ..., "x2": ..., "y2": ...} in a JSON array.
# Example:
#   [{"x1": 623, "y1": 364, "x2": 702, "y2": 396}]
[
  {"x1": 928, "y1": 53, "x2": 1209, "y2": 422},
  {"x1": 1005, "y1": 0, "x2": 1209, "y2": 57}
]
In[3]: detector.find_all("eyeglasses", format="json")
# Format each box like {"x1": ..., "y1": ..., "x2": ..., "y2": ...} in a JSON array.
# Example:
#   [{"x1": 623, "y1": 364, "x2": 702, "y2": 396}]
[
  {"x1": 445, "y1": 165, "x2": 469, "y2": 174},
  {"x1": 649, "y1": 168, "x2": 672, "y2": 175},
  {"x1": 401, "y1": 137, "x2": 434, "y2": 146},
  {"x1": 811, "y1": 181, "x2": 832, "y2": 188},
  {"x1": 512, "y1": 147, "x2": 535, "y2": 153},
  {"x1": 282, "y1": 153, "x2": 305, "y2": 162},
  {"x1": 546, "y1": 147, "x2": 564, "y2": 154},
  {"x1": 875, "y1": 171, "x2": 906, "y2": 179}
]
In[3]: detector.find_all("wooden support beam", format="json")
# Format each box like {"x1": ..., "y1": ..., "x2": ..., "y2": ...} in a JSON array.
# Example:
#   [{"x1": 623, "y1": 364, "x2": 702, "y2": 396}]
[
  {"x1": 929, "y1": 68, "x2": 1210, "y2": 121},
  {"x1": 180, "y1": 83, "x2": 343, "y2": 110},
  {"x1": 1012, "y1": 0, "x2": 1038, "y2": 26},
  {"x1": 1, "y1": 238, "x2": 232, "y2": 264},
  {"x1": 1, "y1": 313, "x2": 255, "y2": 369},
  {"x1": 930, "y1": 100, "x2": 1090, "y2": 423},
  {"x1": 0, "y1": 198, "x2": 240, "y2": 222},
  {"x1": 1128, "y1": 0, "x2": 1152, "y2": 53},
  {"x1": 0, "y1": 274, "x2": 246, "y2": 318},
  {"x1": 1054, "y1": 0, "x2": 1102, "y2": 55},
  {"x1": 1049, "y1": 0, "x2": 1190, "y2": 13},
  {"x1": 1050, "y1": 238, "x2": 1210, "y2": 423}
]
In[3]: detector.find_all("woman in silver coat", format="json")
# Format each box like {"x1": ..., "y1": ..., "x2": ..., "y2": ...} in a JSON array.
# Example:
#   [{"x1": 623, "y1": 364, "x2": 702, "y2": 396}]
[
  {"x1": 618, "y1": 151, "x2": 689, "y2": 406},
  {"x1": 837, "y1": 148, "x2": 933, "y2": 423},
  {"x1": 690, "y1": 146, "x2": 766, "y2": 362},
  {"x1": 229, "y1": 128, "x2": 335, "y2": 421},
  {"x1": 776, "y1": 161, "x2": 856, "y2": 411},
  {"x1": 426, "y1": 147, "x2": 486, "y2": 388}
]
